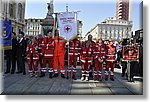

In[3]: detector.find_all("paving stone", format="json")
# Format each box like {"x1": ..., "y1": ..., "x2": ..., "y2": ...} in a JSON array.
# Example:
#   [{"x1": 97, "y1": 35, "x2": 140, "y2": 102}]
[
  {"x1": 48, "y1": 77, "x2": 72, "y2": 95},
  {"x1": 91, "y1": 87, "x2": 112, "y2": 95},
  {"x1": 110, "y1": 87, "x2": 133, "y2": 95}
]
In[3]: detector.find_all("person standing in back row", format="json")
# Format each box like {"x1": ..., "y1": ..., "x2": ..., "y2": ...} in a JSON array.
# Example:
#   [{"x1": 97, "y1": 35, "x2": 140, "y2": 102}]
[{"x1": 16, "y1": 31, "x2": 26, "y2": 75}]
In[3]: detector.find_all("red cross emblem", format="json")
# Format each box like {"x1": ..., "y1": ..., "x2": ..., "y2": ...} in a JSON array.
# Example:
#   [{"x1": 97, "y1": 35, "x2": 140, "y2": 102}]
[{"x1": 64, "y1": 25, "x2": 72, "y2": 33}]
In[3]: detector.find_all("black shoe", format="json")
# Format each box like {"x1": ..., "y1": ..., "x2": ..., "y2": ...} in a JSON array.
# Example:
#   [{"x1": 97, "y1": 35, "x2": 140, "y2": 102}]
[
  {"x1": 110, "y1": 78, "x2": 114, "y2": 81},
  {"x1": 94, "y1": 78, "x2": 97, "y2": 81},
  {"x1": 66, "y1": 76, "x2": 69, "y2": 79},
  {"x1": 39, "y1": 72, "x2": 45, "y2": 77},
  {"x1": 61, "y1": 74, "x2": 65, "y2": 78},
  {"x1": 23, "y1": 73, "x2": 26, "y2": 75},
  {"x1": 121, "y1": 74, "x2": 125, "y2": 77},
  {"x1": 5, "y1": 71, "x2": 10, "y2": 74},
  {"x1": 53, "y1": 73, "x2": 59, "y2": 77},
  {"x1": 16, "y1": 71, "x2": 22, "y2": 74},
  {"x1": 49, "y1": 73, "x2": 53, "y2": 79},
  {"x1": 11, "y1": 72, "x2": 14, "y2": 74},
  {"x1": 72, "y1": 76, "x2": 77, "y2": 80}
]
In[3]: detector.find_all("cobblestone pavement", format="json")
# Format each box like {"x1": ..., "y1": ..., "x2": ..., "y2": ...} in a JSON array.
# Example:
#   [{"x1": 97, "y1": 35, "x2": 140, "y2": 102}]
[{"x1": 1, "y1": 63, "x2": 143, "y2": 95}]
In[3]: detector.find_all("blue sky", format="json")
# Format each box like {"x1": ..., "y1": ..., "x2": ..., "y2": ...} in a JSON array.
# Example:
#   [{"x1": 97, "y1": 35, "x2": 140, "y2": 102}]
[{"x1": 25, "y1": 0, "x2": 142, "y2": 36}]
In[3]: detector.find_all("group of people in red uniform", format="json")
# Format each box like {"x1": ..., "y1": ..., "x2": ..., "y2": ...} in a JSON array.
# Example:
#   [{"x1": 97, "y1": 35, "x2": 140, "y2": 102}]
[{"x1": 26, "y1": 30, "x2": 117, "y2": 81}]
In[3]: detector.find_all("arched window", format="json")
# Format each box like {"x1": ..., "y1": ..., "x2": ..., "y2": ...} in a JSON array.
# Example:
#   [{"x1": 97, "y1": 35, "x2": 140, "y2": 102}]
[
  {"x1": 18, "y1": 3, "x2": 22, "y2": 21},
  {"x1": 9, "y1": 3, "x2": 13, "y2": 18}
]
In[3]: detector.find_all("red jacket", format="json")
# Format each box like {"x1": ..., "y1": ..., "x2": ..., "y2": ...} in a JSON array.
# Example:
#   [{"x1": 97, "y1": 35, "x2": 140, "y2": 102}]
[
  {"x1": 94, "y1": 43, "x2": 106, "y2": 61},
  {"x1": 54, "y1": 36, "x2": 66, "y2": 56},
  {"x1": 42, "y1": 37, "x2": 54, "y2": 58},
  {"x1": 69, "y1": 38, "x2": 81, "y2": 56},
  {"x1": 123, "y1": 45, "x2": 139, "y2": 61},
  {"x1": 106, "y1": 44, "x2": 116, "y2": 62},
  {"x1": 80, "y1": 47, "x2": 93, "y2": 63},
  {"x1": 27, "y1": 43, "x2": 39, "y2": 60}
]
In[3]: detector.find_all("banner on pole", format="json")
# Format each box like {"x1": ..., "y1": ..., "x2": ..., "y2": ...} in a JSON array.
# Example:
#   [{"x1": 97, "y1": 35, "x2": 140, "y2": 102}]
[
  {"x1": 1, "y1": 20, "x2": 12, "y2": 50},
  {"x1": 57, "y1": 12, "x2": 77, "y2": 40}
]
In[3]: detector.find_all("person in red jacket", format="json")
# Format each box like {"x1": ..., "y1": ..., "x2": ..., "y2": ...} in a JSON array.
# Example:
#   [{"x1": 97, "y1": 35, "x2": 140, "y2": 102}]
[
  {"x1": 53, "y1": 30, "x2": 67, "y2": 78},
  {"x1": 105, "y1": 39, "x2": 116, "y2": 81},
  {"x1": 80, "y1": 41, "x2": 93, "y2": 81},
  {"x1": 93, "y1": 38, "x2": 106, "y2": 81},
  {"x1": 40, "y1": 31, "x2": 54, "y2": 78},
  {"x1": 26, "y1": 38, "x2": 39, "y2": 78},
  {"x1": 37, "y1": 34, "x2": 44, "y2": 72},
  {"x1": 67, "y1": 36, "x2": 81, "y2": 80}
]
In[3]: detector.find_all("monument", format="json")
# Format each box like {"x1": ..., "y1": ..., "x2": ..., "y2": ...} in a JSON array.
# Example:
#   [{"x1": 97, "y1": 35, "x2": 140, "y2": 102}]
[{"x1": 41, "y1": 0, "x2": 54, "y2": 35}]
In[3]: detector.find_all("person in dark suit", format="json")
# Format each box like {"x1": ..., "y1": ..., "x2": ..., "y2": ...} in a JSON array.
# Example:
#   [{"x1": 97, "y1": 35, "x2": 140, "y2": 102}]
[
  {"x1": 11, "y1": 32, "x2": 18, "y2": 74},
  {"x1": 4, "y1": 50, "x2": 12, "y2": 74},
  {"x1": 16, "y1": 32, "x2": 26, "y2": 75}
]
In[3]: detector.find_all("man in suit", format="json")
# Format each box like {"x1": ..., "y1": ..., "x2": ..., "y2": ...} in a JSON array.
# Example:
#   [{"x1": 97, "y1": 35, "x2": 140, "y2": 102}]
[
  {"x1": 16, "y1": 32, "x2": 26, "y2": 75},
  {"x1": 11, "y1": 32, "x2": 18, "y2": 74}
]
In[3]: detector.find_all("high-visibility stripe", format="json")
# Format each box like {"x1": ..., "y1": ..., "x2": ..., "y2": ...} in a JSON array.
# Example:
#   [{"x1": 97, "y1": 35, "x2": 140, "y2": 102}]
[
  {"x1": 106, "y1": 60, "x2": 115, "y2": 61},
  {"x1": 110, "y1": 71, "x2": 114, "y2": 75},
  {"x1": 44, "y1": 54, "x2": 53, "y2": 56},
  {"x1": 86, "y1": 71, "x2": 89, "y2": 73},
  {"x1": 61, "y1": 70, "x2": 65, "y2": 73},
  {"x1": 33, "y1": 57, "x2": 38, "y2": 60},
  {"x1": 101, "y1": 52, "x2": 105, "y2": 53},
  {"x1": 105, "y1": 71, "x2": 108, "y2": 75},
  {"x1": 106, "y1": 55, "x2": 115, "y2": 56},
  {"x1": 88, "y1": 60, "x2": 92, "y2": 62},
  {"x1": 81, "y1": 60, "x2": 86, "y2": 62},
  {"x1": 94, "y1": 52, "x2": 100, "y2": 54},
  {"x1": 48, "y1": 70, "x2": 53, "y2": 73},
  {"x1": 83, "y1": 52, "x2": 86, "y2": 54},
  {"x1": 29, "y1": 70, "x2": 33, "y2": 73}
]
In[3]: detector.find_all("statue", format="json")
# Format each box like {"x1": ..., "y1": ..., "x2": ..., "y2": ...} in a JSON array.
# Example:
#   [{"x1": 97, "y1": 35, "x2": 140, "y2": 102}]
[{"x1": 47, "y1": 0, "x2": 53, "y2": 16}]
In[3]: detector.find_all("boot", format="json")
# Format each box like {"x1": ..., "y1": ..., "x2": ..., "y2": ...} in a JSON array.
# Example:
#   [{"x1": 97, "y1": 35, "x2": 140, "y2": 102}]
[
  {"x1": 85, "y1": 76, "x2": 89, "y2": 81},
  {"x1": 98, "y1": 75, "x2": 102, "y2": 81},
  {"x1": 81, "y1": 76, "x2": 85, "y2": 81},
  {"x1": 39, "y1": 72, "x2": 45, "y2": 77},
  {"x1": 49, "y1": 72, "x2": 53, "y2": 78},
  {"x1": 34, "y1": 72, "x2": 38, "y2": 78},
  {"x1": 30, "y1": 73, "x2": 34, "y2": 78},
  {"x1": 66, "y1": 71, "x2": 70, "y2": 79},
  {"x1": 72, "y1": 74, "x2": 77, "y2": 80},
  {"x1": 110, "y1": 78, "x2": 114, "y2": 81},
  {"x1": 61, "y1": 73, "x2": 65, "y2": 78},
  {"x1": 53, "y1": 72, "x2": 59, "y2": 78},
  {"x1": 94, "y1": 75, "x2": 97, "y2": 81}
]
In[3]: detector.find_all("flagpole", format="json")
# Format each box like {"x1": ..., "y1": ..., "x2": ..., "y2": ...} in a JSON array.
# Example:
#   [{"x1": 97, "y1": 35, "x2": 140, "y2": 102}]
[{"x1": 65, "y1": 3, "x2": 71, "y2": 80}]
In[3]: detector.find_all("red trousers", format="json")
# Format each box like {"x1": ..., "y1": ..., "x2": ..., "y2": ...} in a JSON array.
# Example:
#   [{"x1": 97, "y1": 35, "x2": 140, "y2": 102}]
[
  {"x1": 94, "y1": 59, "x2": 103, "y2": 79},
  {"x1": 105, "y1": 61, "x2": 115, "y2": 79},
  {"x1": 42, "y1": 57, "x2": 53, "y2": 73},
  {"x1": 81, "y1": 58, "x2": 92, "y2": 77},
  {"x1": 54, "y1": 55, "x2": 65, "y2": 74},
  {"x1": 67, "y1": 54, "x2": 78, "y2": 77},
  {"x1": 27, "y1": 59, "x2": 38, "y2": 75}
]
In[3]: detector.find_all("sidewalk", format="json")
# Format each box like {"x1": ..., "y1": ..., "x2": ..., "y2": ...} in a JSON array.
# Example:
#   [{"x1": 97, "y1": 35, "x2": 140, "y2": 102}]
[{"x1": 1, "y1": 65, "x2": 143, "y2": 95}]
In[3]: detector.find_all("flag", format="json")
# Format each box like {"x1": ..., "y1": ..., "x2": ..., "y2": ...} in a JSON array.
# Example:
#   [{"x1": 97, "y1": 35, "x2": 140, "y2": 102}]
[
  {"x1": 1, "y1": 20, "x2": 12, "y2": 50},
  {"x1": 57, "y1": 12, "x2": 77, "y2": 41},
  {"x1": 53, "y1": 13, "x2": 58, "y2": 30},
  {"x1": 52, "y1": 13, "x2": 58, "y2": 36}
]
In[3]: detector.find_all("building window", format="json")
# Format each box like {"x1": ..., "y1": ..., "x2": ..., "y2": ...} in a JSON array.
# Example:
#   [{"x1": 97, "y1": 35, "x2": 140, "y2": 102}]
[
  {"x1": 9, "y1": 3, "x2": 13, "y2": 18},
  {"x1": 18, "y1": 3, "x2": 23, "y2": 21}
]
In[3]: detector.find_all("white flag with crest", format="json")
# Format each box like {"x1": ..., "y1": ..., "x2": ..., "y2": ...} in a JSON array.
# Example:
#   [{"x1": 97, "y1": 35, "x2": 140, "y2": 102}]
[{"x1": 57, "y1": 12, "x2": 77, "y2": 40}]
